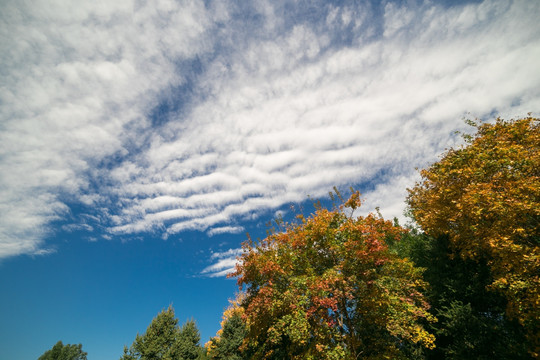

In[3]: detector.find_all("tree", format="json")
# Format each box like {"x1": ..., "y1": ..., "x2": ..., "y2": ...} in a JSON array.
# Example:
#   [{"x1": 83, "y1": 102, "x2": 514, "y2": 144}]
[
  {"x1": 207, "y1": 313, "x2": 248, "y2": 360},
  {"x1": 207, "y1": 295, "x2": 250, "y2": 360},
  {"x1": 38, "y1": 341, "x2": 87, "y2": 360},
  {"x1": 396, "y1": 231, "x2": 531, "y2": 359},
  {"x1": 177, "y1": 320, "x2": 203, "y2": 360},
  {"x1": 232, "y1": 190, "x2": 435, "y2": 359},
  {"x1": 407, "y1": 116, "x2": 539, "y2": 355},
  {"x1": 121, "y1": 305, "x2": 204, "y2": 360}
]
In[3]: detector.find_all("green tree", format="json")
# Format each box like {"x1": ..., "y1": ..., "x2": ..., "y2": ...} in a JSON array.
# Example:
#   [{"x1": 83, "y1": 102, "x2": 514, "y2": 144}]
[
  {"x1": 396, "y1": 231, "x2": 531, "y2": 359},
  {"x1": 407, "y1": 116, "x2": 539, "y2": 355},
  {"x1": 176, "y1": 320, "x2": 202, "y2": 360},
  {"x1": 207, "y1": 313, "x2": 248, "y2": 360},
  {"x1": 232, "y1": 191, "x2": 435, "y2": 359},
  {"x1": 38, "y1": 341, "x2": 87, "y2": 360},
  {"x1": 121, "y1": 305, "x2": 204, "y2": 360},
  {"x1": 207, "y1": 294, "x2": 252, "y2": 360}
]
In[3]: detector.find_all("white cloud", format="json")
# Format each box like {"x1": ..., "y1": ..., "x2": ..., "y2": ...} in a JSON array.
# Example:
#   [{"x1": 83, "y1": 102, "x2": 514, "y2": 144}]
[
  {"x1": 1, "y1": 0, "x2": 539, "y2": 258},
  {"x1": 207, "y1": 226, "x2": 245, "y2": 237},
  {"x1": 113, "y1": 0, "x2": 540, "y2": 239},
  {"x1": 211, "y1": 248, "x2": 243, "y2": 258},
  {"x1": 0, "y1": 0, "x2": 217, "y2": 257},
  {"x1": 201, "y1": 248, "x2": 245, "y2": 277}
]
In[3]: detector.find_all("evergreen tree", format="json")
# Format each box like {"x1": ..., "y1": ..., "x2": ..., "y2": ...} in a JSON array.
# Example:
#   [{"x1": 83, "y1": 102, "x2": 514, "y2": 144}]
[
  {"x1": 396, "y1": 231, "x2": 531, "y2": 359},
  {"x1": 121, "y1": 305, "x2": 204, "y2": 360},
  {"x1": 38, "y1": 341, "x2": 87, "y2": 360},
  {"x1": 175, "y1": 320, "x2": 201, "y2": 360},
  {"x1": 208, "y1": 313, "x2": 248, "y2": 360}
]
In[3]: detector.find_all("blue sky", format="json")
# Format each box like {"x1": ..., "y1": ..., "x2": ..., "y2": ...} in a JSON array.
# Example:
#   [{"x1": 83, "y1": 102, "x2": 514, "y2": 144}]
[{"x1": 1, "y1": 0, "x2": 539, "y2": 358}]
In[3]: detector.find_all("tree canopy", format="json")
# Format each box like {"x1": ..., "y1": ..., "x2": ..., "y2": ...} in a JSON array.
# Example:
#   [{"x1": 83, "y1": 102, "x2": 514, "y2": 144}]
[
  {"x1": 38, "y1": 341, "x2": 87, "y2": 360},
  {"x1": 207, "y1": 313, "x2": 248, "y2": 360},
  {"x1": 407, "y1": 116, "x2": 539, "y2": 355},
  {"x1": 232, "y1": 191, "x2": 435, "y2": 359},
  {"x1": 206, "y1": 295, "x2": 249, "y2": 360},
  {"x1": 396, "y1": 231, "x2": 531, "y2": 359},
  {"x1": 37, "y1": 116, "x2": 539, "y2": 360},
  {"x1": 121, "y1": 305, "x2": 204, "y2": 360}
]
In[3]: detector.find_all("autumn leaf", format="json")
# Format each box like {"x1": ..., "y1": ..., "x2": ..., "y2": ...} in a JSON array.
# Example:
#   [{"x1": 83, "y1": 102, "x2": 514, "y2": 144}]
[
  {"x1": 232, "y1": 190, "x2": 435, "y2": 359},
  {"x1": 407, "y1": 116, "x2": 539, "y2": 355}
]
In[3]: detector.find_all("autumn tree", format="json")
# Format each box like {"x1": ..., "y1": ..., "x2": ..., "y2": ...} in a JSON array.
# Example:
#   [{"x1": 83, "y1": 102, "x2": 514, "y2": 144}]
[
  {"x1": 232, "y1": 191, "x2": 435, "y2": 359},
  {"x1": 407, "y1": 116, "x2": 539, "y2": 355},
  {"x1": 121, "y1": 305, "x2": 204, "y2": 360},
  {"x1": 38, "y1": 341, "x2": 87, "y2": 360}
]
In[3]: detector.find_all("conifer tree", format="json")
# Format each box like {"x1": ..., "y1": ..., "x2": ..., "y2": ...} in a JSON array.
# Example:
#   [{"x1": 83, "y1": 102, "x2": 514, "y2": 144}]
[
  {"x1": 121, "y1": 305, "x2": 204, "y2": 360},
  {"x1": 38, "y1": 341, "x2": 87, "y2": 360}
]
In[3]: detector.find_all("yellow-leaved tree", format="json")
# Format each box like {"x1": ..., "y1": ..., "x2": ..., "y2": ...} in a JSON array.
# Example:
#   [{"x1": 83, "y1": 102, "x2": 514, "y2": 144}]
[{"x1": 407, "y1": 116, "x2": 539, "y2": 355}]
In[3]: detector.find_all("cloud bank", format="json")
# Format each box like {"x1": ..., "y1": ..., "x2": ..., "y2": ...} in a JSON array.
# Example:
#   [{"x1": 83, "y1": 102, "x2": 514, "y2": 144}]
[{"x1": 1, "y1": 0, "x2": 539, "y2": 259}]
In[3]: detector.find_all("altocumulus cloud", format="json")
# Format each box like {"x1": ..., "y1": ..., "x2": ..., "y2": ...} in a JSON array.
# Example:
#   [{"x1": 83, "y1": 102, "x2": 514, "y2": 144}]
[
  {"x1": 201, "y1": 248, "x2": 245, "y2": 278},
  {"x1": 1, "y1": 0, "x2": 217, "y2": 257},
  {"x1": 1, "y1": 0, "x2": 539, "y2": 260}
]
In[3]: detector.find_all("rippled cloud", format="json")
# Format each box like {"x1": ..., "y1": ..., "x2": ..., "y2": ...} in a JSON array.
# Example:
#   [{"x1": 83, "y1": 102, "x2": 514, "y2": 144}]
[{"x1": 1, "y1": 0, "x2": 539, "y2": 259}]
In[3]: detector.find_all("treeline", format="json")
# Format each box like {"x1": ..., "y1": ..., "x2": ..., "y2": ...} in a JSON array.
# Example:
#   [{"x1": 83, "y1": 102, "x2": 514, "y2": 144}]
[
  {"x1": 206, "y1": 116, "x2": 538, "y2": 359},
  {"x1": 39, "y1": 116, "x2": 538, "y2": 359}
]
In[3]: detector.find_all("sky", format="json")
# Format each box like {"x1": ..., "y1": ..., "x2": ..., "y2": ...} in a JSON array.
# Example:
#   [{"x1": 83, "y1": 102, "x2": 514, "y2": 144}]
[{"x1": 1, "y1": 0, "x2": 539, "y2": 358}]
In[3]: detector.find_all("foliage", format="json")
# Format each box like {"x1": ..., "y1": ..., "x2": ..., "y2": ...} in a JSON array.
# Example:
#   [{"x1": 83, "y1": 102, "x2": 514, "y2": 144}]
[
  {"x1": 207, "y1": 294, "x2": 250, "y2": 360},
  {"x1": 121, "y1": 305, "x2": 204, "y2": 360},
  {"x1": 406, "y1": 116, "x2": 539, "y2": 354},
  {"x1": 232, "y1": 190, "x2": 435, "y2": 359},
  {"x1": 38, "y1": 341, "x2": 87, "y2": 360},
  {"x1": 207, "y1": 313, "x2": 249, "y2": 360},
  {"x1": 177, "y1": 320, "x2": 203, "y2": 360},
  {"x1": 397, "y1": 231, "x2": 531, "y2": 359}
]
